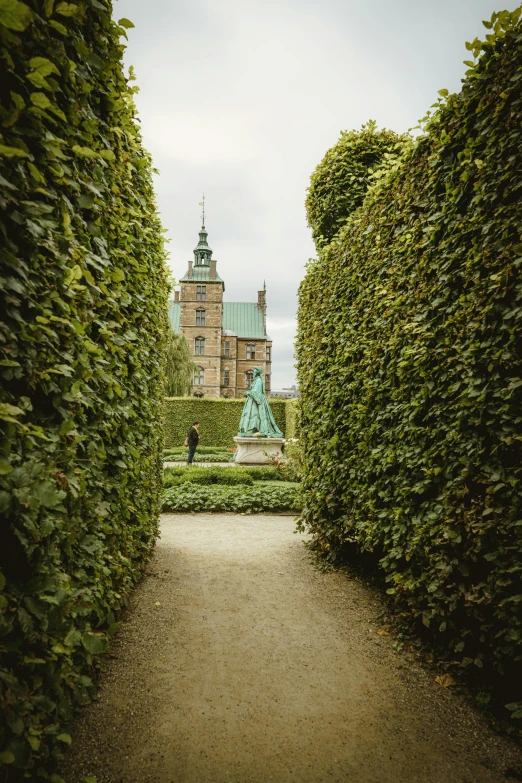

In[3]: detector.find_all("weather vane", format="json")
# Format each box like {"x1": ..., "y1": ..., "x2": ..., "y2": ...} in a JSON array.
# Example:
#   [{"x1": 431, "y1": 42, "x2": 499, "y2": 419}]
[{"x1": 198, "y1": 193, "x2": 205, "y2": 228}]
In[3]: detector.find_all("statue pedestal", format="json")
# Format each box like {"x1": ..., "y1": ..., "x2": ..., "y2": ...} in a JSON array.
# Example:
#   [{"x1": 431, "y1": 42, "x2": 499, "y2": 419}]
[{"x1": 233, "y1": 436, "x2": 284, "y2": 465}]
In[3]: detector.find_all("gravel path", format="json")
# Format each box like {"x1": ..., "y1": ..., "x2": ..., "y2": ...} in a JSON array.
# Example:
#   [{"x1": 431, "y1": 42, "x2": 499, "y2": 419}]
[{"x1": 60, "y1": 513, "x2": 522, "y2": 783}]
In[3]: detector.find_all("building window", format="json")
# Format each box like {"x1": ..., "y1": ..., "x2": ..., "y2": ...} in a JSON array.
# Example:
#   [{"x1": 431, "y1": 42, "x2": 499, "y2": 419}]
[
  {"x1": 224, "y1": 370, "x2": 230, "y2": 387},
  {"x1": 195, "y1": 337, "x2": 205, "y2": 355},
  {"x1": 265, "y1": 374, "x2": 270, "y2": 391},
  {"x1": 196, "y1": 285, "x2": 206, "y2": 301},
  {"x1": 245, "y1": 371, "x2": 254, "y2": 389},
  {"x1": 266, "y1": 345, "x2": 271, "y2": 362},
  {"x1": 246, "y1": 343, "x2": 256, "y2": 360},
  {"x1": 224, "y1": 341, "x2": 230, "y2": 358},
  {"x1": 194, "y1": 367, "x2": 204, "y2": 386},
  {"x1": 196, "y1": 309, "x2": 206, "y2": 326}
]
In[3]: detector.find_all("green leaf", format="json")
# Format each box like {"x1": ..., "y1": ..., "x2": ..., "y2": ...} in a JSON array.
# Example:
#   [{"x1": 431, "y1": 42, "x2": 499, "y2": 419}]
[
  {"x1": 0, "y1": 143, "x2": 28, "y2": 158},
  {"x1": 71, "y1": 145, "x2": 98, "y2": 158},
  {"x1": 49, "y1": 18, "x2": 67, "y2": 33},
  {"x1": 0, "y1": 461, "x2": 13, "y2": 475},
  {"x1": 0, "y1": 751, "x2": 15, "y2": 764},
  {"x1": 0, "y1": 0, "x2": 32, "y2": 31},
  {"x1": 30, "y1": 92, "x2": 51, "y2": 110},
  {"x1": 32, "y1": 480, "x2": 66, "y2": 508},
  {"x1": 55, "y1": 2, "x2": 80, "y2": 15},
  {"x1": 118, "y1": 17, "x2": 134, "y2": 28},
  {"x1": 56, "y1": 733, "x2": 72, "y2": 745},
  {"x1": 81, "y1": 631, "x2": 109, "y2": 655}
]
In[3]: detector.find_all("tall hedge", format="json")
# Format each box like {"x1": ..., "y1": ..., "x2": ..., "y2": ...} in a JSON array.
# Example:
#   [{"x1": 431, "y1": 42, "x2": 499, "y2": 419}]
[
  {"x1": 0, "y1": 1, "x2": 168, "y2": 777},
  {"x1": 164, "y1": 397, "x2": 294, "y2": 447},
  {"x1": 297, "y1": 9, "x2": 522, "y2": 677}
]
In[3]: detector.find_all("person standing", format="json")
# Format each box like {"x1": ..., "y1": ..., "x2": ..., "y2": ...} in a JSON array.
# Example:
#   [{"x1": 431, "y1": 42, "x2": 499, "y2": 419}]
[{"x1": 185, "y1": 421, "x2": 200, "y2": 465}]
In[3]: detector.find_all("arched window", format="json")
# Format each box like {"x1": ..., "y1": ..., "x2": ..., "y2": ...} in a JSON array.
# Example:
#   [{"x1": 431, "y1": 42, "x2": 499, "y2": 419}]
[
  {"x1": 195, "y1": 337, "x2": 205, "y2": 356},
  {"x1": 196, "y1": 309, "x2": 206, "y2": 326},
  {"x1": 245, "y1": 371, "x2": 254, "y2": 389},
  {"x1": 194, "y1": 367, "x2": 204, "y2": 386}
]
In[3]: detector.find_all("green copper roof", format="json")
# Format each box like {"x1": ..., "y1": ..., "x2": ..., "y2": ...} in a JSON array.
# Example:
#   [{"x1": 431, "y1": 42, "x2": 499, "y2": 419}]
[
  {"x1": 222, "y1": 302, "x2": 266, "y2": 338},
  {"x1": 179, "y1": 266, "x2": 224, "y2": 283},
  {"x1": 168, "y1": 301, "x2": 180, "y2": 331}
]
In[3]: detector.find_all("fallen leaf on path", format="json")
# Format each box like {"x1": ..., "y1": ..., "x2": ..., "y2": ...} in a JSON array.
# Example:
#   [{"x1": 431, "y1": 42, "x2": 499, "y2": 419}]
[
  {"x1": 435, "y1": 674, "x2": 456, "y2": 688},
  {"x1": 376, "y1": 629, "x2": 390, "y2": 636},
  {"x1": 154, "y1": 601, "x2": 161, "y2": 607}
]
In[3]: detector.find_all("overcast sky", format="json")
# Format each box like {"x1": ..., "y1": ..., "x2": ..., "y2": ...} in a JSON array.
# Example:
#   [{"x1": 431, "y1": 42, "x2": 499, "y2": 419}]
[{"x1": 114, "y1": 0, "x2": 504, "y2": 388}]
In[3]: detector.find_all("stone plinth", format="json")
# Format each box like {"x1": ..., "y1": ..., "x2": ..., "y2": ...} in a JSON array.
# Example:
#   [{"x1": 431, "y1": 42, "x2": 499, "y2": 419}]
[{"x1": 233, "y1": 436, "x2": 284, "y2": 464}]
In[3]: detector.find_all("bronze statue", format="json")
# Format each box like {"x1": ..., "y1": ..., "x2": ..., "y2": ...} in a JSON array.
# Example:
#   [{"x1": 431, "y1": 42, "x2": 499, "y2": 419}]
[{"x1": 238, "y1": 367, "x2": 283, "y2": 438}]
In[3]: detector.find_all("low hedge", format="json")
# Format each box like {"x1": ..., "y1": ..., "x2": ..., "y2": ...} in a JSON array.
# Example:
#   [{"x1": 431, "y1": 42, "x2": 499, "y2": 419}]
[
  {"x1": 163, "y1": 445, "x2": 234, "y2": 456},
  {"x1": 296, "y1": 9, "x2": 522, "y2": 678},
  {"x1": 0, "y1": 1, "x2": 167, "y2": 777},
  {"x1": 163, "y1": 483, "x2": 301, "y2": 513},
  {"x1": 164, "y1": 452, "x2": 235, "y2": 463},
  {"x1": 163, "y1": 397, "x2": 295, "y2": 447},
  {"x1": 163, "y1": 466, "x2": 254, "y2": 487}
]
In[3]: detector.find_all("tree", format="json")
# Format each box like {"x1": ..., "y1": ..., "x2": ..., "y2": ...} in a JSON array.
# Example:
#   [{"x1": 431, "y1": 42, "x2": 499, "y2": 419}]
[{"x1": 165, "y1": 330, "x2": 195, "y2": 396}]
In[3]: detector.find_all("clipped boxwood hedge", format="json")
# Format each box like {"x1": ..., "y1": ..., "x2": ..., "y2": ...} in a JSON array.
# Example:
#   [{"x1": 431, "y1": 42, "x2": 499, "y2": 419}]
[
  {"x1": 0, "y1": 1, "x2": 168, "y2": 777},
  {"x1": 164, "y1": 397, "x2": 295, "y2": 447},
  {"x1": 297, "y1": 10, "x2": 522, "y2": 677}
]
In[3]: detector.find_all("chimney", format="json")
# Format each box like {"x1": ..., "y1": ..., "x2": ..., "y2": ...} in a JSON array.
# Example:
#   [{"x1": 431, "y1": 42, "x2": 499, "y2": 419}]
[
  {"x1": 188, "y1": 260, "x2": 193, "y2": 279},
  {"x1": 174, "y1": 290, "x2": 180, "y2": 302},
  {"x1": 258, "y1": 286, "x2": 266, "y2": 312},
  {"x1": 210, "y1": 258, "x2": 217, "y2": 280}
]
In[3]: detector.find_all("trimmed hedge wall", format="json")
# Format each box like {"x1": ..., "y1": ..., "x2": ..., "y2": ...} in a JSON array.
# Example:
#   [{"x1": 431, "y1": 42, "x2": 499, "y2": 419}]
[
  {"x1": 285, "y1": 399, "x2": 299, "y2": 440},
  {"x1": 296, "y1": 10, "x2": 522, "y2": 677},
  {"x1": 164, "y1": 397, "x2": 296, "y2": 447},
  {"x1": 305, "y1": 120, "x2": 408, "y2": 246},
  {"x1": 0, "y1": 1, "x2": 168, "y2": 777}
]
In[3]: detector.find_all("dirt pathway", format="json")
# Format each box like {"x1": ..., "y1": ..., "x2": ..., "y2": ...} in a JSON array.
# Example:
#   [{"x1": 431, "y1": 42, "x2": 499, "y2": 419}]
[{"x1": 60, "y1": 514, "x2": 522, "y2": 783}]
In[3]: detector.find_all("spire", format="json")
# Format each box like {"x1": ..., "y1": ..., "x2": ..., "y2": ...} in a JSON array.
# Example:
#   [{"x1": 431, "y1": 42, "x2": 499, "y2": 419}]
[{"x1": 194, "y1": 195, "x2": 212, "y2": 266}]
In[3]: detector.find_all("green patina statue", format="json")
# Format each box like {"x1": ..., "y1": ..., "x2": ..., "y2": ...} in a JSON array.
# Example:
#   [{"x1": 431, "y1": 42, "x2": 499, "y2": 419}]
[{"x1": 237, "y1": 367, "x2": 283, "y2": 438}]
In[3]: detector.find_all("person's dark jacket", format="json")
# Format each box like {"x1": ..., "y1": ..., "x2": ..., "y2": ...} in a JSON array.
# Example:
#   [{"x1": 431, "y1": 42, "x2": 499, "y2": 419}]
[{"x1": 187, "y1": 426, "x2": 199, "y2": 447}]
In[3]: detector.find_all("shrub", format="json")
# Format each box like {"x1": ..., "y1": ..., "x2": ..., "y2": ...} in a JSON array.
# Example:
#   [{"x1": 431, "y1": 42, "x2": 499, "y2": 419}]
[
  {"x1": 164, "y1": 397, "x2": 294, "y2": 447},
  {"x1": 0, "y1": 2, "x2": 168, "y2": 776},
  {"x1": 296, "y1": 10, "x2": 522, "y2": 676},
  {"x1": 163, "y1": 484, "x2": 301, "y2": 513},
  {"x1": 305, "y1": 120, "x2": 409, "y2": 246}
]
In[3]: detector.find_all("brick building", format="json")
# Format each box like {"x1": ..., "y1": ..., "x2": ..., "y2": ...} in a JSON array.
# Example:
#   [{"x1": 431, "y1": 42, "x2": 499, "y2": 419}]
[{"x1": 168, "y1": 221, "x2": 273, "y2": 398}]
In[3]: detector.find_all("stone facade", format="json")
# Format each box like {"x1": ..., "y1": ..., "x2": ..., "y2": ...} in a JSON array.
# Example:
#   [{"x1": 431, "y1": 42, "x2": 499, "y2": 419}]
[{"x1": 169, "y1": 223, "x2": 273, "y2": 398}]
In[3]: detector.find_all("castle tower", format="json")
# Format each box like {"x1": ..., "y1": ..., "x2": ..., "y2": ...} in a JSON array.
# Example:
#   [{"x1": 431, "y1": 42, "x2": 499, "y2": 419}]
[{"x1": 178, "y1": 215, "x2": 224, "y2": 397}]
